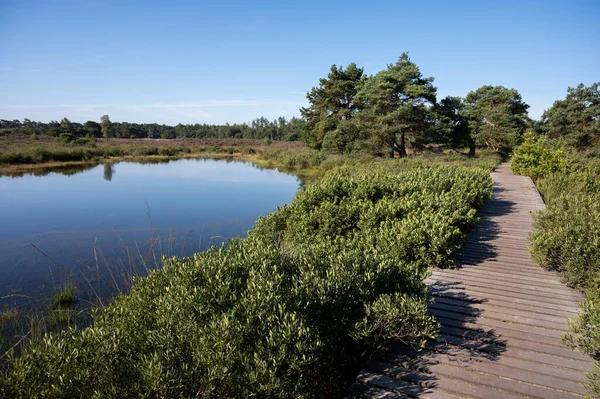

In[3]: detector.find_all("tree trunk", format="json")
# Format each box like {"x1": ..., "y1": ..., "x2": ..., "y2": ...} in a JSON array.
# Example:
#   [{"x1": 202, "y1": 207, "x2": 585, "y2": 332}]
[
  {"x1": 468, "y1": 137, "x2": 476, "y2": 158},
  {"x1": 398, "y1": 131, "x2": 407, "y2": 158}
]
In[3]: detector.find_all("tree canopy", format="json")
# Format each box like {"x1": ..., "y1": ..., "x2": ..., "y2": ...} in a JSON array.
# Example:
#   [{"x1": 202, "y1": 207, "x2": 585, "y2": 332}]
[
  {"x1": 431, "y1": 96, "x2": 474, "y2": 156},
  {"x1": 300, "y1": 63, "x2": 365, "y2": 150},
  {"x1": 100, "y1": 115, "x2": 111, "y2": 142},
  {"x1": 463, "y1": 85, "x2": 530, "y2": 152},
  {"x1": 540, "y1": 82, "x2": 600, "y2": 149},
  {"x1": 298, "y1": 56, "x2": 536, "y2": 158},
  {"x1": 0, "y1": 116, "x2": 305, "y2": 142},
  {"x1": 356, "y1": 53, "x2": 437, "y2": 157}
]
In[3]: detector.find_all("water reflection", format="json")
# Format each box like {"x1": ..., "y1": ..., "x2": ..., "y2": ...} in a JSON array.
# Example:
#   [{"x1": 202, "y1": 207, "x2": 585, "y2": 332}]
[
  {"x1": 103, "y1": 163, "x2": 114, "y2": 181},
  {"x1": 0, "y1": 158, "x2": 300, "y2": 308}
]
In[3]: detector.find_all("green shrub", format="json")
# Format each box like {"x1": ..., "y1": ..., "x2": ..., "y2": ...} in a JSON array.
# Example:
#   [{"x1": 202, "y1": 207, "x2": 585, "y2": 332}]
[
  {"x1": 531, "y1": 189, "x2": 600, "y2": 288},
  {"x1": 72, "y1": 137, "x2": 96, "y2": 147},
  {"x1": 511, "y1": 132, "x2": 568, "y2": 179},
  {"x1": 564, "y1": 286, "x2": 600, "y2": 356},
  {"x1": 0, "y1": 164, "x2": 492, "y2": 398},
  {"x1": 54, "y1": 133, "x2": 75, "y2": 144}
]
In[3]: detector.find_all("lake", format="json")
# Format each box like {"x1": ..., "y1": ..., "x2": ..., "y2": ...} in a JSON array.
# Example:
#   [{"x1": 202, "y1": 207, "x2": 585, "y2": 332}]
[{"x1": 0, "y1": 158, "x2": 300, "y2": 306}]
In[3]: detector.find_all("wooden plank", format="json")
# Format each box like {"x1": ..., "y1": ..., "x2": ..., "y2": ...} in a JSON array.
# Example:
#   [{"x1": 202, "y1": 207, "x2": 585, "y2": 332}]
[
  {"x1": 432, "y1": 295, "x2": 575, "y2": 323},
  {"x1": 358, "y1": 368, "x2": 521, "y2": 399},
  {"x1": 428, "y1": 284, "x2": 581, "y2": 314},
  {"x1": 436, "y1": 317, "x2": 566, "y2": 348},
  {"x1": 426, "y1": 279, "x2": 583, "y2": 309},
  {"x1": 451, "y1": 254, "x2": 549, "y2": 271},
  {"x1": 368, "y1": 359, "x2": 581, "y2": 399},
  {"x1": 449, "y1": 265, "x2": 563, "y2": 281},
  {"x1": 431, "y1": 269, "x2": 575, "y2": 292},
  {"x1": 356, "y1": 370, "x2": 436, "y2": 397},
  {"x1": 428, "y1": 302, "x2": 571, "y2": 331},
  {"x1": 434, "y1": 333, "x2": 593, "y2": 372},
  {"x1": 380, "y1": 352, "x2": 588, "y2": 396},
  {"x1": 432, "y1": 310, "x2": 566, "y2": 340},
  {"x1": 430, "y1": 270, "x2": 582, "y2": 300},
  {"x1": 347, "y1": 382, "x2": 407, "y2": 399},
  {"x1": 426, "y1": 276, "x2": 582, "y2": 303},
  {"x1": 385, "y1": 345, "x2": 588, "y2": 384},
  {"x1": 449, "y1": 263, "x2": 556, "y2": 278},
  {"x1": 439, "y1": 324, "x2": 592, "y2": 362},
  {"x1": 438, "y1": 266, "x2": 565, "y2": 285}
]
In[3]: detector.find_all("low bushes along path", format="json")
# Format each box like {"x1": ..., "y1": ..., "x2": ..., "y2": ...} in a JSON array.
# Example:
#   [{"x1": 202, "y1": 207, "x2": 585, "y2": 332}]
[{"x1": 349, "y1": 163, "x2": 595, "y2": 399}]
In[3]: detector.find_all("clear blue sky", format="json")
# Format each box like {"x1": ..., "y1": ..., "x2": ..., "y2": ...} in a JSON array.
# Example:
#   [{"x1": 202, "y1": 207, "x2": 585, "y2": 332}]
[{"x1": 1, "y1": 0, "x2": 598, "y2": 125}]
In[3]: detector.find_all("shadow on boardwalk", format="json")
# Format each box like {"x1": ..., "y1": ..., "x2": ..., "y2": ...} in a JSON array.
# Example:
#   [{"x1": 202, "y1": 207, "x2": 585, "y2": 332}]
[{"x1": 450, "y1": 186, "x2": 518, "y2": 267}]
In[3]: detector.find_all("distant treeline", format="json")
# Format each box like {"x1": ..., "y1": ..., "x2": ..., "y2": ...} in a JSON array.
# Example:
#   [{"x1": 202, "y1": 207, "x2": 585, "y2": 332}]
[{"x1": 0, "y1": 116, "x2": 304, "y2": 141}]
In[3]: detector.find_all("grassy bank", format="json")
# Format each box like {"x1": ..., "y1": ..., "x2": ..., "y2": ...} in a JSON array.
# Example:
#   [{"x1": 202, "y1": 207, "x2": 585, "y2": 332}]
[
  {"x1": 0, "y1": 138, "x2": 326, "y2": 178},
  {"x1": 0, "y1": 138, "x2": 502, "y2": 179},
  {"x1": 0, "y1": 150, "x2": 499, "y2": 398},
  {"x1": 511, "y1": 135, "x2": 600, "y2": 395}
]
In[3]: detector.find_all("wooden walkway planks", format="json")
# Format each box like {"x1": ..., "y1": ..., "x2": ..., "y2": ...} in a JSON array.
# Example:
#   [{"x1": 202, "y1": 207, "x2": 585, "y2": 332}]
[{"x1": 348, "y1": 163, "x2": 594, "y2": 398}]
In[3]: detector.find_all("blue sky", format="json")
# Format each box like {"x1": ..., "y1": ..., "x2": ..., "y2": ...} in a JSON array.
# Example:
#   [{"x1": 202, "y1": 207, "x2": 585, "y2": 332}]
[{"x1": 1, "y1": 0, "x2": 598, "y2": 125}]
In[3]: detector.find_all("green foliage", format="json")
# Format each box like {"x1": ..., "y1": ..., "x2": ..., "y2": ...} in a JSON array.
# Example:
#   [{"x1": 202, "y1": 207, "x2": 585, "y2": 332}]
[
  {"x1": 541, "y1": 82, "x2": 600, "y2": 149},
  {"x1": 511, "y1": 132, "x2": 568, "y2": 179},
  {"x1": 100, "y1": 114, "x2": 111, "y2": 142},
  {"x1": 320, "y1": 119, "x2": 364, "y2": 155},
  {"x1": 1, "y1": 116, "x2": 306, "y2": 141},
  {"x1": 53, "y1": 133, "x2": 75, "y2": 144},
  {"x1": 564, "y1": 288, "x2": 600, "y2": 355},
  {"x1": 260, "y1": 147, "x2": 321, "y2": 170},
  {"x1": 0, "y1": 308, "x2": 19, "y2": 327},
  {"x1": 530, "y1": 181, "x2": 600, "y2": 288},
  {"x1": 0, "y1": 164, "x2": 492, "y2": 398},
  {"x1": 464, "y1": 85, "x2": 530, "y2": 152},
  {"x1": 355, "y1": 53, "x2": 437, "y2": 157},
  {"x1": 50, "y1": 285, "x2": 76, "y2": 308},
  {"x1": 430, "y1": 96, "x2": 475, "y2": 155},
  {"x1": 300, "y1": 63, "x2": 365, "y2": 150},
  {"x1": 299, "y1": 56, "x2": 537, "y2": 158}
]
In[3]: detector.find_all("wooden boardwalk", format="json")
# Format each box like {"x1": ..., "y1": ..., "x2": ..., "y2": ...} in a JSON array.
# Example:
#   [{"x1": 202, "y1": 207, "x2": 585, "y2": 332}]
[{"x1": 349, "y1": 163, "x2": 595, "y2": 398}]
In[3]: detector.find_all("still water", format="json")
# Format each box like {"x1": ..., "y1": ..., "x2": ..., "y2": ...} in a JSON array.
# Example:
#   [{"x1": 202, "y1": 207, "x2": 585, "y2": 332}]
[{"x1": 0, "y1": 159, "x2": 300, "y2": 306}]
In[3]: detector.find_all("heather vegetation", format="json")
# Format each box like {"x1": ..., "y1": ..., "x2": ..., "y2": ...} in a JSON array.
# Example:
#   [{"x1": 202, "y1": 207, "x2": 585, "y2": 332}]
[{"x1": 511, "y1": 83, "x2": 600, "y2": 394}]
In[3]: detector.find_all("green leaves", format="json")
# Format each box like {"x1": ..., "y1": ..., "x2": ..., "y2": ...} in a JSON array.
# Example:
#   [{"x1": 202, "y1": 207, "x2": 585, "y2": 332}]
[
  {"x1": 511, "y1": 132, "x2": 568, "y2": 179},
  {"x1": 355, "y1": 53, "x2": 437, "y2": 157},
  {"x1": 300, "y1": 63, "x2": 366, "y2": 150},
  {"x1": 541, "y1": 82, "x2": 600, "y2": 149},
  {"x1": 464, "y1": 85, "x2": 530, "y2": 152}
]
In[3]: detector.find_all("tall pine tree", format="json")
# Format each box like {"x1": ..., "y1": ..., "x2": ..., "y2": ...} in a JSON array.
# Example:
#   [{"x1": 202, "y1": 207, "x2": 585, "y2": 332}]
[
  {"x1": 300, "y1": 63, "x2": 365, "y2": 149},
  {"x1": 356, "y1": 53, "x2": 436, "y2": 157}
]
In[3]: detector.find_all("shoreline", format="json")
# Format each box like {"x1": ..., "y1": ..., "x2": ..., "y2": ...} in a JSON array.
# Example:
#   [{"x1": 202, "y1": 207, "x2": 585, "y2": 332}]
[{"x1": 0, "y1": 151, "x2": 318, "y2": 179}]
